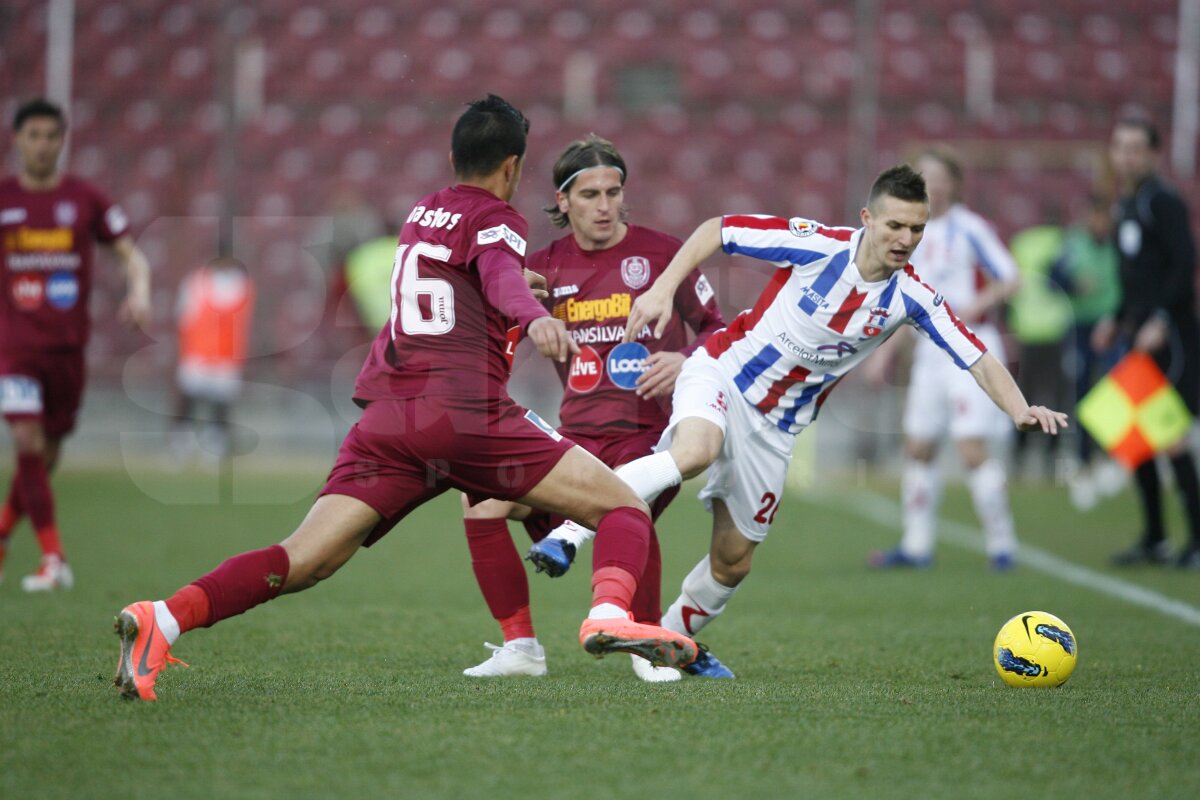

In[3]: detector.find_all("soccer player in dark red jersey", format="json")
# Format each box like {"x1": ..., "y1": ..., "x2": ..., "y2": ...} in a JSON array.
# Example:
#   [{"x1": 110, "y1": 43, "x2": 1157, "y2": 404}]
[
  {"x1": 0, "y1": 98, "x2": 151, "y2": 590},
  {"x1": 112, "y1": 96, "x2": 698, "y2": 701},
  {"x1": 460, "y1": 135, "x2": 730, "y2": 681}
]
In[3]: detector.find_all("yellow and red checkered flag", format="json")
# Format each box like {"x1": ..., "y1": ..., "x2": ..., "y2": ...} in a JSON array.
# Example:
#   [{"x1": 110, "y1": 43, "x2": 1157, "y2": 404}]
[{"x1": 1077, "y1": 352, "x2": 1193, "y2": 470}]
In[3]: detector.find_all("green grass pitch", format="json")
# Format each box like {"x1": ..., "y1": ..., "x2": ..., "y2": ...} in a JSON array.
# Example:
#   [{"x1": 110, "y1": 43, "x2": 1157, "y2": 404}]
[{"x1": 1, "y1": 467, "x2": 1197, "y2": 799}]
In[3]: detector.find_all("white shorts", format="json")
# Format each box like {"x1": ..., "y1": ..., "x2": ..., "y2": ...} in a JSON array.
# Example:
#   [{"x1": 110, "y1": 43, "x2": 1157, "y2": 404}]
[
  {"x1": 177, "y1": 361, "x2": 243, "y2": 403},
  {"x1": 903, "y1": 327, "x2": 1009, "y2": 442},
  {"x1": 657, "y1": 350, "x2": 794, "y2": 543}
]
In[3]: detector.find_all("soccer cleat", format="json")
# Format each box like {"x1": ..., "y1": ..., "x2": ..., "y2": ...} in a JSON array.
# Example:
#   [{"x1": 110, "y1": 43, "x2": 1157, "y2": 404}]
[
  {"x1": 462, "y1": 640, "x2": 547, "y2": 677},
  {"x1": 20, "y1": 554, "x2": 74, "y2": 592},
  {"x1": 113, "y1": 601, "x2": 188, "y2": 701},
  {"x1": 630, "y1": 654, "x2": 681, "y2": 682},
  {"x1": 868, "y1": 548, "x2": 932, "y2": 569},
  {"x1": 580, "y1": 617, "x2": 697, "y2": 668},
  {"x1": 1175, "y1": 545, "x2": 1200, "y2": 570},
  {"x1": 682, "y1": 643, "x2": 736, "y2": 679},
  {"x1": 989, "y1": 553, "x2": 1017, "y2": 572},
  {"x1": 525, "y1": 537, "x2": 576, "y2": 578},
  {"x1": 1111, "y1": 540, "x2": 1172, "y2": 567}
]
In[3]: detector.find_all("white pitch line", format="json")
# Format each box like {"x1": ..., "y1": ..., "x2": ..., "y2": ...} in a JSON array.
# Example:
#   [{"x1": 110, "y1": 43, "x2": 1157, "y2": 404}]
[{"x1": 825, "y1": 490, "x2": 1200, "y2": 629}]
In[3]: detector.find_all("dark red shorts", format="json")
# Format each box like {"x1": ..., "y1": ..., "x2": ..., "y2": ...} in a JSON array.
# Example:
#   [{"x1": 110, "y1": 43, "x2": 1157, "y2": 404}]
[
  {"x1": 521, "y1": 426, "x2": 680, "y2": 541},
  {"x1": 321, "y1": 396, "x2": 575, "y2": 546},
  {"x1": 0, "y1": 349, "x2": 86, "y2": 439}
]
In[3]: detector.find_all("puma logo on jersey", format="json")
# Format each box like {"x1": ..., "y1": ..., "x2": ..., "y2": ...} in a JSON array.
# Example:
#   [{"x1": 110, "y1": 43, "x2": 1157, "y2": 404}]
[{"x1": 406, "y1": 205, "x2": 463, "y2": 230}]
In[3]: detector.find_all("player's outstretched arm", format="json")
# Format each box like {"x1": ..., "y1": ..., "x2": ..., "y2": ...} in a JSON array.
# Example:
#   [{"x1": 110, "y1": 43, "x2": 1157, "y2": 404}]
[
  {"x1": 625, "y1": 217, "x2": 723, "y2": 341},
  {"x1": 968, "y1": 352, "x2": 1069, "y2": 434},
  {"x1": 111, "y1": 235, "x2": 151, "y2": 329}
]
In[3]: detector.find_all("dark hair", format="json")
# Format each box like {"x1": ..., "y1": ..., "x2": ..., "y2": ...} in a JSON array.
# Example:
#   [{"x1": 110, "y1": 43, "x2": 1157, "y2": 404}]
[
  {"x1": 450, "y1": 94, "x2": 530, "y2": 179},
  {"x1": 868, "y1": 164, "x2": 927, "y2": 208},
  {"x1": 544, "y1": 134, "x2": 628, "y2": 228},
  {"x1": 1115, "y1": 116, "x2": 1160, "y2": 151},
  {"x1": 13, "y1": 97, "x2": 67, "y2": 132},
  {"x1": 916, "y1": 145, "x2": 964, "y2": 185}
]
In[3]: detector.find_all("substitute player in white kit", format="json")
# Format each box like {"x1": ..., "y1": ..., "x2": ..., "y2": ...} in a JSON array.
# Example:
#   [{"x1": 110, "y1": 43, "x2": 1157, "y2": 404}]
[
  {"x1": 530, "y1": 165, "x2": 1066, "y2": 672},
  {"x1": 869, "y1": 148, "x2": 1022, "y2": 571}
]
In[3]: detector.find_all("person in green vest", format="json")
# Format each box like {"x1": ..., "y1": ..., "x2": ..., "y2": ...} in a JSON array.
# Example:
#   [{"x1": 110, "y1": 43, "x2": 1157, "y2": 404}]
[
  {"x1": 345, "y1": 235, "x2": 401, "y2": 333},
  {"x1": 1049, "y1": 192, "x2": 1124, "y2": 509}
]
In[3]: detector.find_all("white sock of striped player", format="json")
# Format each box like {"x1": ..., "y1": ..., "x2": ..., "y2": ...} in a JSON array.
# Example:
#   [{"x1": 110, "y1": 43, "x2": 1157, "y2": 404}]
[
  {"x1": 967, "y1": 459, "x2": 1017, "y2": 557},
  {"x1": 548, "y1": 452, "x2": 683, "y2": 549},
  {"x1": 661, "y1": 556, "x2": 737, "y2": 636},
  {"x1": 153, "y1": 600, "x2": 181, "y2": 646},
  {"x1": 899, "y1": 459, "x2": 941, "y2": 559}
]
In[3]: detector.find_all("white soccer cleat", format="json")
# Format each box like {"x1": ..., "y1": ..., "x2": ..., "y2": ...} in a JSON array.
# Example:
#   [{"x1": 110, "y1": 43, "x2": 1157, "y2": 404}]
[
  {"x1": 462, "y1": 639, "x2": 547, "y2": 677},
  {"x1": 21, "y1": 555, "x2": 74, "y2": 592},
  {"x1": 630, "y1": 654, "x2": 682, "y2": 683}
]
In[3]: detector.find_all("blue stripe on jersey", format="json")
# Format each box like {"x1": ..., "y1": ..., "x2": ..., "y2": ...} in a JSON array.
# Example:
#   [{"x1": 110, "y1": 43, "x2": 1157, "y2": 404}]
[
  {"x1": 901, "y1": 290, "x2": 968, "y2": 369},
  {"x1": 878, "y1": 274, "x2": 899, "y2": 309},
  {"x1": 797, "y1": 249, "x2": 851, "y2": 316},
  {"x1": 965, "y1": 229, "x2": 1002, "y2": 279},
  {"x1": 733, "y1": 343, "x2": 783, "y2": 393},
  {"x1": 724, "y1": 242, "x2": 829, "y2": 267},
  {"x1": 777, "y1": 374, "x2": 837, "y2": 432}
]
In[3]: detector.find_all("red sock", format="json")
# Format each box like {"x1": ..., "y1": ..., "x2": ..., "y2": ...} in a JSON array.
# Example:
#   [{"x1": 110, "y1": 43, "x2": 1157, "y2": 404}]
[
  {"x1": 498, "y1": 606, "x2": 535, "y2": 641},
  {"x1": 190, "y1": 544, "x2": 290, "y2": 628},
  {"x1": 465, "y1": 518, "x2": 532, "y2": 626},
  {"x1": 629, "y1": 530, "x2": 663, "y2": 625},
  {"x1": 16, "y1": 454, "x2": 60, "y2": 557},
  {"x1": 592, "y1": 506, "x2": 651, "y2": 579},
  {"x1": 0, "y1": 483, "x2": 21, "y2": 537},
  {"x1": 592, "y1": 565, "x2": 638, "y2": 610},
  {"x1": 164, "y1": 584, "x2": 212, "y2": 635}
]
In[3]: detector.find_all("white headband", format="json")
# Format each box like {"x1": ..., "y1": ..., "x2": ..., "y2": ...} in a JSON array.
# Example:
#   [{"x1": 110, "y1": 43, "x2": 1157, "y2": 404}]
[{"x1": 557, "y1": 164, "x2": 625, "y2": 194}]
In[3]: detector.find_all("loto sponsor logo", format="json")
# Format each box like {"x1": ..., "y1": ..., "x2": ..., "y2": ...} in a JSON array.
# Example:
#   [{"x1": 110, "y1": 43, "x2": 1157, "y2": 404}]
[
  {"x1": 606, "y1": 341, "x2": 650, "y2": 391},
  {"x1": 568, "y1": 345, "x2": 603, "y2": 393},
  {"x1": 46, "y1": 271, "x2": 79, "y2": 310}
]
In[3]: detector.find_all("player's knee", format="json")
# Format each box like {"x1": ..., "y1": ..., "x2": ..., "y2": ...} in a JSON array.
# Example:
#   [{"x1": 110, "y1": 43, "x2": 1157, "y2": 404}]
[
  {"x1": 9, "y1": 421, "x2": 46, "y2": 455},
  {"x1": 670, "y1": 436, "x2": 720, "y2": 479},
  {"x1": 905, "y1": 438, "x2": 936, "y2": 462}
]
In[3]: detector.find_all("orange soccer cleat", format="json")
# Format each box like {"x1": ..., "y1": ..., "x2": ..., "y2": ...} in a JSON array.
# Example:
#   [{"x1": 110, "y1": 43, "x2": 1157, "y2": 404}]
[
  {"x1": 113, "y1": 601, "x2": 187, "y2": 701},
  {"x1": 579, "y1": 616, "x2": 698, "y2": 669}
]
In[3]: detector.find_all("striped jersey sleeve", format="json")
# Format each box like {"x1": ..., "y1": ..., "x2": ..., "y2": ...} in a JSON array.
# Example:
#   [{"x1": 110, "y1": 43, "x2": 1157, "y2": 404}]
[
  {"x1": 959, "y1": 209, "x2": 1019, "y2": 282},
  {"x1": 720, "y1": 215, "x2": 852, "y2": 268},
  {"x1": 898, "y1": 266, "x2": 988, "y2": 369}
]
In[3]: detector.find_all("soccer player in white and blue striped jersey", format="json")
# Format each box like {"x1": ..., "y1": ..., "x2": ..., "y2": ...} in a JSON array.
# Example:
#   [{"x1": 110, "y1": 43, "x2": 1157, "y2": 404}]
[{"x1": 535, "y1": 165, "x2": 1066, "y2": 674}]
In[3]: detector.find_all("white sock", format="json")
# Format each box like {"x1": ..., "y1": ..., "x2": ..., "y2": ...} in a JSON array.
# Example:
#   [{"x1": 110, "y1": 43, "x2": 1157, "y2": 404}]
[
  {"x1": 588, "y1": 602, "x2": 628, "y2": 620},
  {"x1": 153, "y1": 600, "x2": 181, "y2": 646},
  {"x1": 554, "y1": 519, "x2": 592, "y2": 549},
  {"x1": 547, "y1": 452, "x2": 683, "y2": 548},
  {"x1": 661, "y1": 556, "x2": 737, "y2": 636},
  {"x1": 967, "y1": 459, "x2": 1017, "y2": 557},
  {"x1": 900, "y1": 459, "x2": 942, "y2": 559},
  {"x1": 614, "y1": 451, "x2": 683, "y2": 505}
]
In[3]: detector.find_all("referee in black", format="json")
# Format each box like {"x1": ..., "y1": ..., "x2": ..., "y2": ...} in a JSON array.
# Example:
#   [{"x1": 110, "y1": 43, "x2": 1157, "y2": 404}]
[{"x1": 1093, "y1": 117, "x2": 1200, "y2": 568}]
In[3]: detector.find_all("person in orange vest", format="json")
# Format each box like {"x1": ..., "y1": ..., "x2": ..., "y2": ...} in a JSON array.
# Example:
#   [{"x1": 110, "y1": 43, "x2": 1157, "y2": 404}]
[{"x1": 171, "y1": 256, "x2": 255, "y2": 463}]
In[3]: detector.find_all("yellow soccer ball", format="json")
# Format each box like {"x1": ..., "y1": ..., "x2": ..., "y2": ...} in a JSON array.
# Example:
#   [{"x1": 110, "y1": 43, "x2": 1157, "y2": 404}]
[{"x1": 993, "y1": 611, "x2": 1078, "y2": 688}]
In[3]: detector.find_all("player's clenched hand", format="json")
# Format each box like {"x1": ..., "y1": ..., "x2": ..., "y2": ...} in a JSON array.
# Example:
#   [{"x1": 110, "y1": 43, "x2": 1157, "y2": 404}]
[
  {"x1": 636, "y1": 351, "x2": 685, "y2": 399},
  {"x1": 524, "y1": 268, "x2": 549, "y2": 300},
  {"x1": 624, "y1": 287, "x2": 673, "y2": 342},
  {"x1": 527, "y1": 316, "x2": 580, "y2": 363},
  {"x1": 1014, "y1": 405, "x2": 1068, "y2": 434}
]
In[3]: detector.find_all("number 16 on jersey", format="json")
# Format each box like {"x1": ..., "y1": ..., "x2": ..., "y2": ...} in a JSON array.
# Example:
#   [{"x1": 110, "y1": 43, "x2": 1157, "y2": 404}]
[{"x1": 390, "y1": 242, "x2": 457, "y2": 336}]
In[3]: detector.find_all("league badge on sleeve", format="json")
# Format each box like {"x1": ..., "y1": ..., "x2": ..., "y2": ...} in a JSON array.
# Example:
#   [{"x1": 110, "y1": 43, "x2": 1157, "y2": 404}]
[
  {"x1": 607, "y1": 341, "x2": 650, "y2": 390},
  {"x1": 862, "y1": 307, "x2": 890, "y2": 338}
]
